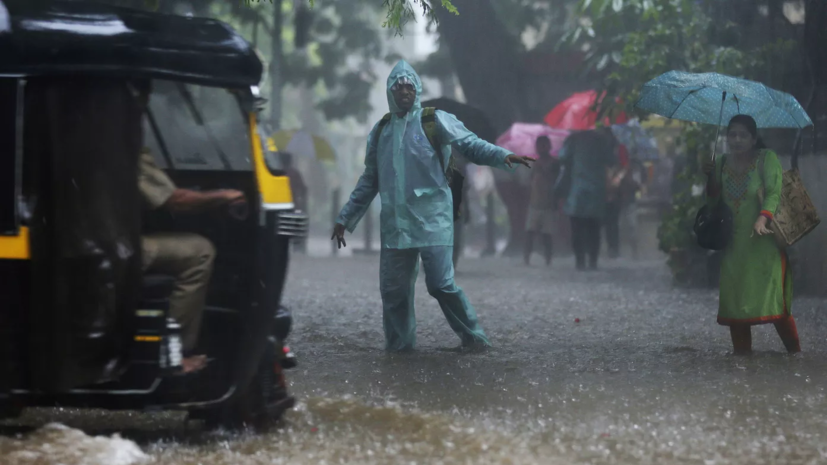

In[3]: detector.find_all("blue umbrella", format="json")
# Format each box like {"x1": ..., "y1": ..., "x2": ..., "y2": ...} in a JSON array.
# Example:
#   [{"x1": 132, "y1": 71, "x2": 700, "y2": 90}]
[
  {"x1": 635, "y1": 71, "x2": 813, "y2": 160},
  {"x1": 611, "y1": 119, "x2": 660, "y2": 161}
]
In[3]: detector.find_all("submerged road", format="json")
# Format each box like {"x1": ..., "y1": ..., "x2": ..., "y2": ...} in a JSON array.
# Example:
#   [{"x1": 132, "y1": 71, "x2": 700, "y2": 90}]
[{"x1": 4, "y1": 253, "x2": 827, "y2": 464}]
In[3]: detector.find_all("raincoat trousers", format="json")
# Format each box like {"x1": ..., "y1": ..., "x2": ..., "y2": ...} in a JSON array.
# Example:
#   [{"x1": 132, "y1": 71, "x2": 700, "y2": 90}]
[{"x1": 337, "y1": 61, "x2": 513, "y2": 351}]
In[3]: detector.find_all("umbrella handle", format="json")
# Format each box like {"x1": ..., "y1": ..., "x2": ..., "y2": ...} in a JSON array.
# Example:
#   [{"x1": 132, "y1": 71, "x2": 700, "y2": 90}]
[
  {"x1": 710, "y1": 91, "x2": 726, "y2": 164},
  {"x1": 706, "y1": 91, "x2": 727, "y2": 189}
]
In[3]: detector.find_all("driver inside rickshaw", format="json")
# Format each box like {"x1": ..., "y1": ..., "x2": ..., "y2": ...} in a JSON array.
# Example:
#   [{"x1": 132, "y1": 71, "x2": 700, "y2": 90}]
[{"x1": 133, "y1": 80, "x2": 247, "y2": 374}]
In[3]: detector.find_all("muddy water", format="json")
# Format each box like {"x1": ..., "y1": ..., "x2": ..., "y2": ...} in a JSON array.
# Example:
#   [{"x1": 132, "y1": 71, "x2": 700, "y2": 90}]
[
  {"x1": 2, "y1": 399, "x2": 558, "y2": 465},
  {"x1": 4, "y1": 256, "x2": 827, "y2": 464}
]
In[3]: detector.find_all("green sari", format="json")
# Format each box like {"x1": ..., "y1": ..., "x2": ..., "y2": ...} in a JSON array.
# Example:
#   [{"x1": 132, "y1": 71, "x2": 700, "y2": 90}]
[{"x1": 708, "y1": 150, "x2": 792, "y2": 325}]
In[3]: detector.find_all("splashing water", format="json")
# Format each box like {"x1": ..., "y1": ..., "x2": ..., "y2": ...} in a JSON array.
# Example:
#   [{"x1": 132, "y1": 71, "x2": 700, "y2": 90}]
[{"x1": 0, "y1": 423, "x2": 150, "y2": 465}]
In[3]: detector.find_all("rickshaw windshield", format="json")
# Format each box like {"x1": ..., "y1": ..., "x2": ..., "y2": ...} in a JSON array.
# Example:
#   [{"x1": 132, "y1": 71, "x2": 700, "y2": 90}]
[{"x1": 143, "y1": 80, "x2": 252, "y2": 172}]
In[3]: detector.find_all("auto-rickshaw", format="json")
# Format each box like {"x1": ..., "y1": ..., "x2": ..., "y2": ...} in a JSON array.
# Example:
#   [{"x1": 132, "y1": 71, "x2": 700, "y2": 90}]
[{"x1": 0, "y1": 1, "x2": 307, "y2": 428}]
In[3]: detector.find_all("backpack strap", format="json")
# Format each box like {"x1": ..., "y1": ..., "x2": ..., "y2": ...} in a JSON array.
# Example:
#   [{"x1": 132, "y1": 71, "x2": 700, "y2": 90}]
[
  {"x1": 421, "y1": 107, "x2": 450, "y2": 179},
  {"x1": 371, "y1": 113, "x2": 392, "y2": 154}
]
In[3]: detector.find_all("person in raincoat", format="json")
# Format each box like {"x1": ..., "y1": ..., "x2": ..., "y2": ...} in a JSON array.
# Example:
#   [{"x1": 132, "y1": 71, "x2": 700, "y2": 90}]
[
  {"x1": 331, "y1": 61, "x2": 533, "y2": 351},
  {"x1": 556, "y1": 130, "x2": 617, "y2": 271}
]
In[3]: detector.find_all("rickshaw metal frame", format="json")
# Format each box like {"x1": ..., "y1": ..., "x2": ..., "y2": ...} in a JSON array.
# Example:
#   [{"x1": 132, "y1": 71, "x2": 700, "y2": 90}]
[{"x1": 0, "y1": 0, "x2": 305, "y2": 418}]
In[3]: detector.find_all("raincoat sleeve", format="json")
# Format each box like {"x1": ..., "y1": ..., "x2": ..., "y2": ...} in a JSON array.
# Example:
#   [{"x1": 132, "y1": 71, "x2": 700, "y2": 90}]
[
  {"x1": 759, "y1": 150, "x2": 783, "y2": 219},
  {"x1": 435, "y1": 111, "x2": 512, "y2": 170},
  {"x1": 336, "y1": 124, "x2": 380, "y2": 233}
]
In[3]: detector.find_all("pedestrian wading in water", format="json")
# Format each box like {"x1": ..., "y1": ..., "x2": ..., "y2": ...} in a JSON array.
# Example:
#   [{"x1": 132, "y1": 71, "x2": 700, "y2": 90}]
[
  {"x1": 703, "y1": 114, "x2": 800, "y2": 355},
  {"x1": 555, "y1": 130, "x2": 617, "y2": 271},
  {"x1": 524, "y1": 135, "x2": 560, "y2": 266},
  {"x1": 332, "y1": 61, "x2": 533, "y2": 351}
]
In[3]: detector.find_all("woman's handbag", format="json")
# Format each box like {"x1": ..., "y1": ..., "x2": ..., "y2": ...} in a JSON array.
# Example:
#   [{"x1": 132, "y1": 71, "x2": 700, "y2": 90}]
[
  {"x1": 757, "y1": 151, "x2": 820, "y2": 249},
  {"x1": 694, "y1": 156, "x2": 733, "y2": 251}
]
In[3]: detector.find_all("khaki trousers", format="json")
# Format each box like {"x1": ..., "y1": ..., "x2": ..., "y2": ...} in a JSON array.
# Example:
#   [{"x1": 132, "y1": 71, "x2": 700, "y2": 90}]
[{"x1": 141, "y1": 233, "x2": 215, "y2": 352}]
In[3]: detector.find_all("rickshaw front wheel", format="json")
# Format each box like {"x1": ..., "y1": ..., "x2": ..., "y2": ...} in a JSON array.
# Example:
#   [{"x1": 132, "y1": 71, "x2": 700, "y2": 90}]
[{"x1": 198, "y1": 343, "x2": 295, "y2": 431}]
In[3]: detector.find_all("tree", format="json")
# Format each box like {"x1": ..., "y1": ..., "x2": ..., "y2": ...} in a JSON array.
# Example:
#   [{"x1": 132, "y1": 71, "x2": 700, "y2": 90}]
[{"x1": 562, "y1": 0, "x2": 808, "y2": 119}]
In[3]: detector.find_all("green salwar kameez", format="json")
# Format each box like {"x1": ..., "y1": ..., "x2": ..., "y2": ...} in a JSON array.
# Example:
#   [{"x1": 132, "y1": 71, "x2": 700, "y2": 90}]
[{"x1": 708, "y1": 150, "x2": 793, "y2": 326}]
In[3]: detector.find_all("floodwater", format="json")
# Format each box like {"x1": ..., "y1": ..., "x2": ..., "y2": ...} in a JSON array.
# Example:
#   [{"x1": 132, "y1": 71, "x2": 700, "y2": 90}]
[{"x1": 3, "y1": 254, "x2": 827, "y2": 464}]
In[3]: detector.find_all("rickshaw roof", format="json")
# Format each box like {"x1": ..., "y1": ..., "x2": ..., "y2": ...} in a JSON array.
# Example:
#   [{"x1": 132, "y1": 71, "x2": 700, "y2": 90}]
[{"x1": 0, "y1": 1, "x2": 263, "y2": 88}]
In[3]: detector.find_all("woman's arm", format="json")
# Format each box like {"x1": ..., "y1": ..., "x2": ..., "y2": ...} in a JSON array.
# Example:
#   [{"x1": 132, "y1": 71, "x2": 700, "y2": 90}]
[{"x1": 759, "y1": 150, "x2": 783, "y2": 221}]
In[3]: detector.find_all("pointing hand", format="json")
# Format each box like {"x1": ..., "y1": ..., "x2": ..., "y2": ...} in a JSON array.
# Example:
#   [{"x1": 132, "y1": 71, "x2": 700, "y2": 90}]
[{"x1": 505, "y1": 155, "x2": 534, "y2": 169}]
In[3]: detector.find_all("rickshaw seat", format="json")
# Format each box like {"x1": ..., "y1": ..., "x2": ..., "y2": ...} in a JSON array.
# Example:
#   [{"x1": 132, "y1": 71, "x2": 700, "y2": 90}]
[{"x1": 140, "y1": 274, "x2": 176, "y2": 302}]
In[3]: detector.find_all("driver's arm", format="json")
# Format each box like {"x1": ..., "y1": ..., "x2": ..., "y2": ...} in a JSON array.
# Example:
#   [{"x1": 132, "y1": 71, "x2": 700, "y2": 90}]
[
  {"x1": 165, "y1": 189, "x2": 240, "y2": 213},
  {"x1": 139, "y1": 148, "x2": 241, "y2": 214}
]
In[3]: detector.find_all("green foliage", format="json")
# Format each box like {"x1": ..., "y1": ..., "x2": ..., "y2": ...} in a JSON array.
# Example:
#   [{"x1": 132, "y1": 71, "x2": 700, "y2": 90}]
[
  {"x1": 562, "y1": 0, "x2": 799, "y2": 122},
  {"x1": 234, "y1": 0, "x2": 458, "y2": 34},
  {"x1": 655, "y1": 123, "x2": 717, "y2": 286},
  {"x1": 380, "y1": 0, "x2": 458, "y2": 35},
  {"x1": 559, "y1": 0, "x2": 804, "y2": 284}
]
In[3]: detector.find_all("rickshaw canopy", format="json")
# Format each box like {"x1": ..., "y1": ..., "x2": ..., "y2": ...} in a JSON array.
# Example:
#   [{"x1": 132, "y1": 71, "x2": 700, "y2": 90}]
[{"x1": 0, "y1": 1, "x2": 262, "y2": 88}]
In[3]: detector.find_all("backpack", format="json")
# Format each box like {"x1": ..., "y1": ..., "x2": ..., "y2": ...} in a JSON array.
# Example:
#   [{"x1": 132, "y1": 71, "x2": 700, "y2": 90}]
[{"x1": 373, "y1": 107, "x2": 466, "y2": 222}]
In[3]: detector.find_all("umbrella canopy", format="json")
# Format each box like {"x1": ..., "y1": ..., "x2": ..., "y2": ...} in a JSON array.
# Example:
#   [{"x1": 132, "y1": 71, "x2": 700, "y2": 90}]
[
  {"x1": 496, "y1": 123, "x2": 570, "y2": 159},
  {"x1": 635, "y1": 71, "x2": 813, "y2": 129},
  {"x1": 611, "y1": 119, "x2": 660, "y2": 161},
  {"x1": 421, "y1": 97, "x2": 498, "y2": 143},
  {"x1": 544, "y1": 90, "x2": 629, "y2": 130},
  {"x1": 271, "y1": 129, "x2": 336, "y2": 163}
]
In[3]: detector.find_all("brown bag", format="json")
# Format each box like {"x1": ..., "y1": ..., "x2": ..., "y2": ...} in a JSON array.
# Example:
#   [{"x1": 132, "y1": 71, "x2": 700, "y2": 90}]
[{"x1": 757, "y1": 151, "x2": 820, "y2": 249}]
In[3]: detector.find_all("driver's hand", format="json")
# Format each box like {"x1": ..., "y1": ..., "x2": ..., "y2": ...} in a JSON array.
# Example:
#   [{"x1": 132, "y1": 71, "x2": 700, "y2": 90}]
[
  {"x1": 505, "y1": 155, "x2": 534, "y2": 169},
  {"x1": 219, "y1": 189, "x2": 245, "y2": 203},
  {"x1": 331, "y1": 223, "x2": 347, "y2": 249}
]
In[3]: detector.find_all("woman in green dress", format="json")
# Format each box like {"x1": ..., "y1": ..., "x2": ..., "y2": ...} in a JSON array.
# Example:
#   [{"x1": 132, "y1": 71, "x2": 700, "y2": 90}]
[{"x1": 703, "y1": 115, "x2": 800, "y2": 355}]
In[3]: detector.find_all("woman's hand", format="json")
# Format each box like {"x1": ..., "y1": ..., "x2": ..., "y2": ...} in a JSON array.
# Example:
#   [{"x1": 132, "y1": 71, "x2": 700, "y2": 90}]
[
  {"x1": 752, "y1": 215, "x2": 772, "y2": 237},
  {"x1": 702, "y1": 160, "x2": 715, "y2": 176}
]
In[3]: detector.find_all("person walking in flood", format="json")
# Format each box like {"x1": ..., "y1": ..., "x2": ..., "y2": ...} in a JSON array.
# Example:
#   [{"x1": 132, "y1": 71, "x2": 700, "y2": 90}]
[
  {"x1": 524, "y1": 136, "x2": 560, "y2": 266},
  {"x1": 331, "y1": 60, "x2": 533, "y2": 351},
  {"x1": 556, "y1": 130, "x2": 617, "y2": 271},
  {"x1": 703, "y1": 114, "x2": 800, "y2": 355}
]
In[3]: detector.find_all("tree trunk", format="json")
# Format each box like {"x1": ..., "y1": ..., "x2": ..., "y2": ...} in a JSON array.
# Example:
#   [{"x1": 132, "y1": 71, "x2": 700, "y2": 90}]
[{"x1": 434, "y1": 0, "x2": 525, "y2": 133}]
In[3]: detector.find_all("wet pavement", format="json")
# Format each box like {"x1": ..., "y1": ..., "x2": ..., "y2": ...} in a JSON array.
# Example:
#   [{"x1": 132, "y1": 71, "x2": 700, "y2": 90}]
[{"x1": 4, "y1": 253, "x2": 827, "y2": 464}]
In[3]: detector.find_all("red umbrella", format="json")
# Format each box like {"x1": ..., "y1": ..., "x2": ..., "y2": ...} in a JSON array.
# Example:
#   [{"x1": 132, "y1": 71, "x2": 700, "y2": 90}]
[{"x1": 544, "y1": 90, "x2": 629, "y2": 130}]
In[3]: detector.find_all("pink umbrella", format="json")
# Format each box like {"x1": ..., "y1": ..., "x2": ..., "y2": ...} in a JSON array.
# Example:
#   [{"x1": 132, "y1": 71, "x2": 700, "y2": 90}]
[{"x1": 496, "y1": 123, "x2": 571, "y2": 159}]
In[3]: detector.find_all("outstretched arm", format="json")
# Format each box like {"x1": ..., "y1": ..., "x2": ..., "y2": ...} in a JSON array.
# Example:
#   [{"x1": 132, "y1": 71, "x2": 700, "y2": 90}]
[
  {"x1": 435, "y1": 111, "x2": 526, "y2": 170},
  {"x1": 336, "y1": 124, "x2": 380, "y2": 233}
]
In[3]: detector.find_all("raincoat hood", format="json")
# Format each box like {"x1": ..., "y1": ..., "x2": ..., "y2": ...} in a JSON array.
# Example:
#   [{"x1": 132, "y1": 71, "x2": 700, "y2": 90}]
[{"x1": 387, "y1": 60, "x2": 422, "y2": 114}]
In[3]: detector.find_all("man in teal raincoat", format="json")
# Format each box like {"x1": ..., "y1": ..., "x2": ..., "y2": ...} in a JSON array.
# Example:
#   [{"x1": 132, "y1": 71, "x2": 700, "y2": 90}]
[{"x1": 332, "y1": 61, "x2": 533, "y2": 351}]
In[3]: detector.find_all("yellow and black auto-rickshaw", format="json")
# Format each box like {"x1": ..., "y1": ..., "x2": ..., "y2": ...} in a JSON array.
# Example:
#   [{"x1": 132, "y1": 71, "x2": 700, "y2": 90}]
[{"x1": 0, "y1": 1, "x2": 307, "y2": 428}]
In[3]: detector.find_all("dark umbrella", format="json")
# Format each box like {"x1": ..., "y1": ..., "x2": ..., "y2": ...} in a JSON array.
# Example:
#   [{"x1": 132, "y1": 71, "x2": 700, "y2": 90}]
[
  {"x1": 421, "y1": 97, "x2": 502, "y2": 257},
  {"x1": 421, "y1": 97, "x2": 497, "y2": 143}
]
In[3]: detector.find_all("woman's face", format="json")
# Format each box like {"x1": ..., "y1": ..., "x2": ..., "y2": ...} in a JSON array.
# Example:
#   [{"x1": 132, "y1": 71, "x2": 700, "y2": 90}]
[{"x1": 726, "y1": 123, "x2": 757, "y2": 155}]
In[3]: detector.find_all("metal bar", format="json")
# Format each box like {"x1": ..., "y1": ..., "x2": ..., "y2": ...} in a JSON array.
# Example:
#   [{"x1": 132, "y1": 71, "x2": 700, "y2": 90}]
[
  {"x1": 144, "y1": 106, "x2": 175, "y2": 169},
  {"x1": 12, "y1": 78, "x2": 25, "y2": 234}
]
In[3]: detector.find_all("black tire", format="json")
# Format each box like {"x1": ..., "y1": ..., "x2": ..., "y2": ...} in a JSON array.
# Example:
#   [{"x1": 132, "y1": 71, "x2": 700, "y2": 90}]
[
  {"x1": 0, "y1": 396, "x2": 24, "y2": 420},
  {"x1": 198, "y1": 343, "x2": 295, "y2": 431}
]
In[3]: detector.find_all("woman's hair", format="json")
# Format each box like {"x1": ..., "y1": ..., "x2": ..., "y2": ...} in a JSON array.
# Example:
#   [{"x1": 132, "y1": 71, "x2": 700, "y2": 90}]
[{"x1": 727, "y1": 114, "x2": 768, "y2": 150}]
